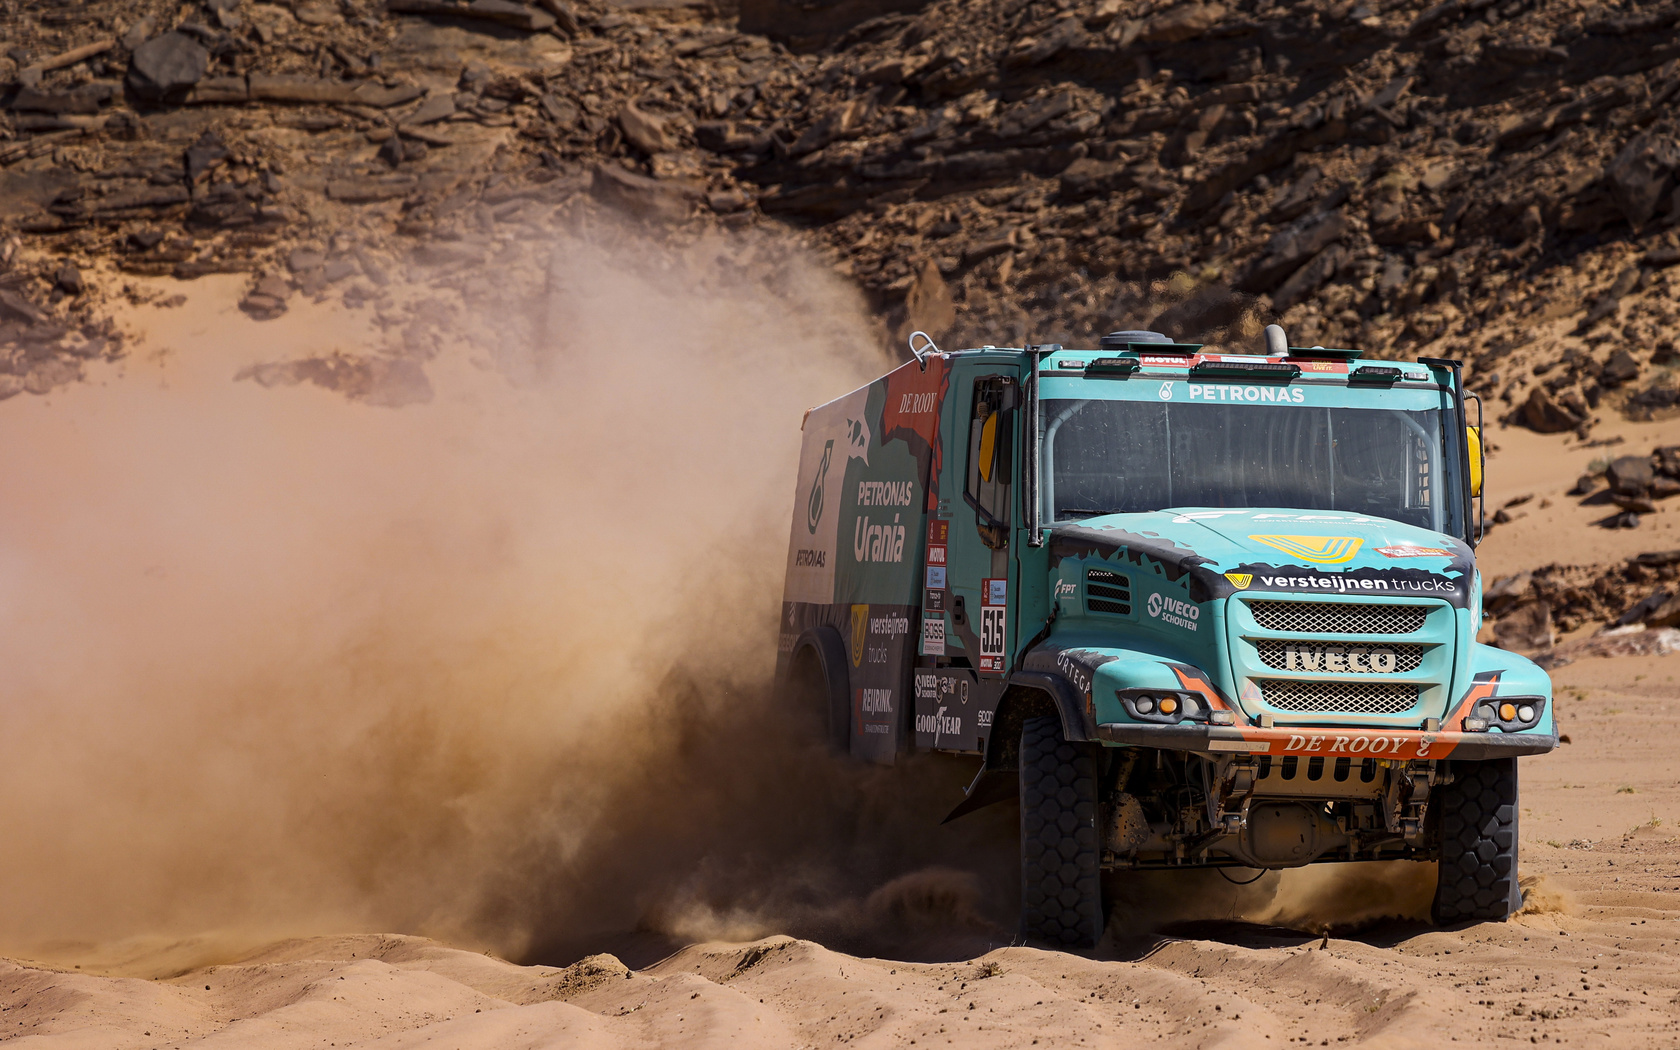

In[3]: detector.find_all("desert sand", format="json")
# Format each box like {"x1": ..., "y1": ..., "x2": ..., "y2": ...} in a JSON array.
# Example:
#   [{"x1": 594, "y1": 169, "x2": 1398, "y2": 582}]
[
  {"x1": 4, "y1": 275, "x2": 1680, "y2": 1048},
  {"x1": 3, "y1": 655, "x2": 1677, "y2": 1049}
]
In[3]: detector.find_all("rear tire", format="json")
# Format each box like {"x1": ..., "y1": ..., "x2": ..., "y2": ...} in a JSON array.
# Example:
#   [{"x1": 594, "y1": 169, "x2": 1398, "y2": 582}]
[
  {"x1": 1019, "y1": 716, "x2": 1104, "y2": 948},
  {"x1": 787, "y1": 642, "x2": 849, "y2": 754},
  {"x1": 1431, "y1": 758, "x2": 1520, "y2": 924}
]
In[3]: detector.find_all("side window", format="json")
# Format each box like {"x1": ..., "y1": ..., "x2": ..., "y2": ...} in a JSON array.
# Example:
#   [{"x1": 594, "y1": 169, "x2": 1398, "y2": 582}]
[{"x1": 966, "y1": 376, "x2": 1018, "y2": 549}]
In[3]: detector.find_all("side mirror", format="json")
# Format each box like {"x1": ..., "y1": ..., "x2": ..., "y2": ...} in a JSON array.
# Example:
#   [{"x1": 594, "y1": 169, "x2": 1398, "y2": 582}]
[{"x1": 1466, "y1": 426, "x2": 1483, "y2": 497}]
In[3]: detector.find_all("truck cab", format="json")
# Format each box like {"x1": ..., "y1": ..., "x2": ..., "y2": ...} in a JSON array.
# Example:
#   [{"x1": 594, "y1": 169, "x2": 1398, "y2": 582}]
[{"x1": 778, "y1": 327, "x2": 1554, "y2": 947}]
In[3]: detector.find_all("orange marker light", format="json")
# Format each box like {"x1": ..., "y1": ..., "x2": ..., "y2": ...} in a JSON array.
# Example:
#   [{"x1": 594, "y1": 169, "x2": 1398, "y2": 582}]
[
  {"x1": 1159, "y1": 697, "x2": 1179, "y2": 715},
  {"x1": 1498, "y1": 702, "x2": 1517, "y2": 722}
]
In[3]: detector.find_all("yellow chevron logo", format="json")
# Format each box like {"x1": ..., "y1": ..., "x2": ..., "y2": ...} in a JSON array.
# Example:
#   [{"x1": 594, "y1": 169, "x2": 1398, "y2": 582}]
[
  {"x1": 1249, "y1": 535, "x2": 1363, "y2": 564},
  {"x1": 1224, "y1": 573, "x2": 1253, "y2": 589}
]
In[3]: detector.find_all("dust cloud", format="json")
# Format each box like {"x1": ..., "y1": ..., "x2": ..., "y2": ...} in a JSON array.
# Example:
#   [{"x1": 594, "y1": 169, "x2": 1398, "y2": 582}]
[{"x1": 0, "y1": 223, "x2": 936, "y2": 965}]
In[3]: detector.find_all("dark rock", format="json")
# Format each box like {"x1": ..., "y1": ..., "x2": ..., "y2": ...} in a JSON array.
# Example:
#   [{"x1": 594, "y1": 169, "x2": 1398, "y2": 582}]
[
  {"x1": 1494, "y1": 600, "x2": 1553, "y2": 652},
  {"x1": 1240, "y1": 209, "x2": 1347, "y2": 293},
  {"x1": 55, "y1": 264, "x2": 83, "y2": 295},
  {"x1": 1484, "y1": 572, "x2": 1532, "y2": 614},
  {"x1": 1610, "y1": 511, "x2": 1642, "y2": 529},
  {"x1": 185, "y1": 131, "x2": 229, "y2": 184},
  {"x1": 1599, "y1": 349, "x2": 1641, "y2": 387},
  {"x1": 127, "y1": 32, "x2": 210, "y2": 103},
  {"x1": 1492, "y1": 507, "x2": 1512, "y2": 525},
  {"x1": 1608, "y1": 455, "x2": 1655, "y2": 496},
  {"x1": 1607, "y1": 133, "x2": 1680, "y2": 229},
  {"x1": 288, "y1": 248, "x2": 326, "y2": 274},
  {"x1": 408, "y1": 94, "x2": 455, "y2": 125},
  {"x1": 737, "y1": 0, "x2": 932, "y2": 48},
  {"x1": 1612, "y1": 494, "x2": 1658, "y2": 514},
  {"x1": 1615, "y1": 589, "x2": 1671, "y2": 626},
  {"x1": 619, "y1": 102, "x2": 680, "y2": 155},
  {"x1": 1520, "y1": 387, "x2": 1584, "y2": 433},
  {"x1": 1653, "y1": 476, "x2": 1680, "y2": 499},
  {"x1": 322, "y1": 258, "x2": 358, "y2": 284},
  {"x1": 1271, "y1": 244, "x2": 1348, "y2": 312},
  {"x1": 589, "y1": 163, "x2": 701, "y2": 222},
  {"x1": 1137, "y1": 3, "x2": 1226, "y2": 44},
  {"x1": 1657, "y1": 446, "x2": 1680, "y2": 478},
  {"x1": 387, "y1": 0, "x2": 557, "y2": 32},
  {"x1": 1570, "y1": 473, "x2": 1598, "y2": 496}
]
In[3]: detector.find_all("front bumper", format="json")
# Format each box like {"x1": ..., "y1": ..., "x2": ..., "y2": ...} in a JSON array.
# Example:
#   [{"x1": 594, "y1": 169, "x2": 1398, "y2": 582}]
[{"x1": 1096, "y1": 721, "x2": 1557, "y2": 761}]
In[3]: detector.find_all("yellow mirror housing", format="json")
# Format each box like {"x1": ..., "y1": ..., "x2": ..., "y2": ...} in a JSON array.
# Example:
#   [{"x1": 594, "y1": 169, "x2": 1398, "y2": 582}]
[{"x1": 1467, "y1": 426, "x2": 1483, "y2": 496}]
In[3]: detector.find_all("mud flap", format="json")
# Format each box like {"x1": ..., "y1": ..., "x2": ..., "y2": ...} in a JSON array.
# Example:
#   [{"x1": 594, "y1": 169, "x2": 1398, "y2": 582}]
[{"x1": 942, "y1": 765, "x2": 1016, "y2": 824}]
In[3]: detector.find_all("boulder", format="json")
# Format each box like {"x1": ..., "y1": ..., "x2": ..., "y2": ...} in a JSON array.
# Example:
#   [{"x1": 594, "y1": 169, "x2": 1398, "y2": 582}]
[
  {"x1": 1599, "y1": 349, "x2": 1641, "y2": 387},
  {"x1": 1653, "y1": 476, "x2": 1680, "y2": 499},
  {"x1": 1607, "y1": 454, "x2": 1654, "y2": 496},
  {"x1": 1569, "y1": 473, "x2": 1598, "y2": 496},
  {"x1": 126, "y1": 32, "x2": 209, "y2": 103},
  {"x1": 618, "y1": 102, "x2": 679, "y2": 155},
  {"x1": 1655, "y1": 445, "x2": 1680, "y2": 478},
  {"x1": 1520, "y1": 387, "x2": 1583, "y2": 433},
  {"x1": 1137, "y1": 3, "x2": 1226, "y2": 44},
  {"x1": 1607, "y1": 133, "x2": 1680, "y2": 229},
  {"x1": 1494, "y1": 600, "x2": 1554, "y2": 652}
]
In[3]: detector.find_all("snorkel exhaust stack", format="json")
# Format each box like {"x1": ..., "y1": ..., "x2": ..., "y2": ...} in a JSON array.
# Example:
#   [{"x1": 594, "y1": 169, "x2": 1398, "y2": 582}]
[{"x1": 1263, "y1": 323, "x2": 1288, "y2": 356}]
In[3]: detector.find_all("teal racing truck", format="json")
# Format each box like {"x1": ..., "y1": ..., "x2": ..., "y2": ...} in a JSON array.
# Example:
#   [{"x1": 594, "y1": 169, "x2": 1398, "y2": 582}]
[{"x1": 776, "y1": 325, "x2": 1554, "y2": 947}]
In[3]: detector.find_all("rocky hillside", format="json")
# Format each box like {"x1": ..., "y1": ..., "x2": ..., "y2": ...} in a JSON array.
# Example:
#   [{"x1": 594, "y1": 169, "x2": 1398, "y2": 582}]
[{"x1": 2, "y1": 0, "x2": 1680, "y2": 424}]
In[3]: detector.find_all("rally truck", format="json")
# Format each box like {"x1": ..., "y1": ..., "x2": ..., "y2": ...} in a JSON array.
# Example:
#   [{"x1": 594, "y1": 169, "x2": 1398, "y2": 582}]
[{"x1": 776, "y1": 325, "x2": 1555, "y2": 948}]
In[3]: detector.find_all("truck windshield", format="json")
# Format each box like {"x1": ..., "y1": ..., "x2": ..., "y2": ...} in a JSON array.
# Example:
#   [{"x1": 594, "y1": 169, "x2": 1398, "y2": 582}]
[{"x1": 1042, "y1": 398, "x2": 1460, "y2": 535}]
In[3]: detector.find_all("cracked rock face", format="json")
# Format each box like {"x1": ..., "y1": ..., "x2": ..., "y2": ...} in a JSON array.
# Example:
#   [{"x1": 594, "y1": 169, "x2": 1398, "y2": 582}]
[{"x1": 2, "y1": 0, "x2": 1680, "y2": 414}]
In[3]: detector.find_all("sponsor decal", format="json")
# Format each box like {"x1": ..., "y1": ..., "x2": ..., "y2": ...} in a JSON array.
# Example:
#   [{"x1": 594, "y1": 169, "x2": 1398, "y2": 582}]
[
  {"x1": 1055, "y1": 579, "x2": 1077, "y2": 599},
  {"x1": 858, "y1": 479, "x2": 916, "y2": 506},
  {"x1": 850, "y1": 604, "x2": 867, "y2": 668},
  {"x1": 1249, "y1": 535, "x2": 1363, "y2": 564},
  {"x1": 1225, "y1": 572, "x2": 1253, "y2": 589},
  {"x1": 926, "y1": 588, "x2": 946, "y2": 611},
  {"x1": 1377, "y1": 545, "x2": 1451, "y2": 558},
  {"x1": 897, "y1": 390, "x2": 938, "y2": 415},
  {"x1": 869, "y1": 612, "x2": 910, "y2": 636},
  {"x1": 1252, "y1": 572, "x2": 1457, "y2": 595},
  {"x1": 854, "y1": 514, "x2": 907, "y2": 562},
  {"x1": 922, "y1": 615, "x2": 946, "y2": 655},
  {"x1": 806, "y1": 439, "x2": 833, "y2": 533},
  {"x1": 928, "y1": 519, "x2": 949, "y2": 544},
  {"x1": 777, "y1": 631, "x2": 796, "y2": 653},
  {"x1": 914, "y1": 672, "x2": 938, "y2": 700},
  {"x1": 926, "y1": 564, "x2": 947, "y2": 589},
  {"x1": 1055, "y1": 651, "x2": 1095, "y2": 697},
  {"x1": 1282, "y1": 643, "x2": 1399, "y2": 674},
  {"x1": 1158, "y1": 381, "x2": 1174, "y2": 400},
  {"x1": 1146, "y1": 591, "x2": 1200, "y2": 632},
  {"x1": 845, "y1": 416, "x2": 871, "y2": 466},
  {"x1": 979, "y1": 578, "x2": 1007, "y2": 672},
  {"x1": 1187, "y1": 384, "x2": 1308, "y2": 403},
  {"x1": 1140, "y1": 355, "x2": 1194, "y2": 367},
  {"x1": 976, "y1": 709, "x2": 991, "y2": 727},
  {"x1": 928, "y1": 543, "x2": 947, "y2": 565},
  {"x1": 1297, "y1": 359, "x2": 1348, "y2": 373},
  {"x1": 794, "y1": 548, "x2": 826, "y2": 568},
  {"x1": 916, "y1": 706, "x2": 962, "y2": 742},
  {"x1": 1282, "y1": 733, "x2": 1415, "y2": 756},
  {"x1": 858, "y1": 687, "x2": 893, "y2": 735}
]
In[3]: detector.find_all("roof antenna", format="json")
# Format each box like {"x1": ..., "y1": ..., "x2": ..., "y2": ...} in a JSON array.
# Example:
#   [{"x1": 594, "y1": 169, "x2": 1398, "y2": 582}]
[
  {"x1": 1263, "y1": 323, "x2": 1288, "y2": 356},
  {"x1": 908, "y1": 330, "x2": 939, "y2": 370}
]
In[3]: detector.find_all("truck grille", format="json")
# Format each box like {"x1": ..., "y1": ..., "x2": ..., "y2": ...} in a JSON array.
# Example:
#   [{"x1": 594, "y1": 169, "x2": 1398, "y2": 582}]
[
  {"x1": 1086, "y1": 569, "x2": 1131, "y2": 615},
  {"x1": 1252, "y1": 640, "x2": 1426, "y2": 673},
  {"x1": 1254, "y1": 679, "x2": 1419, "y2": 714},
  {"x1": 1246, "y1": 600, "x2": 1429, "y2": 635}
]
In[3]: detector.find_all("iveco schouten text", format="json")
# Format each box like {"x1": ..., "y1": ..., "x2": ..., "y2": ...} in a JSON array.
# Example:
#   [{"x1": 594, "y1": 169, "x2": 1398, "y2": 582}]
[{"x1": 776, "y1": 325, "x2": 1553, "y2": 947}]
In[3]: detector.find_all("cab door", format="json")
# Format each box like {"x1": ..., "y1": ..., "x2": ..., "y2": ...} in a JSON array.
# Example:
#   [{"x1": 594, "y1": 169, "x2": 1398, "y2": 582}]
[{"x1": 915, "y1": 359, "x2": 1022, "y2": 753}]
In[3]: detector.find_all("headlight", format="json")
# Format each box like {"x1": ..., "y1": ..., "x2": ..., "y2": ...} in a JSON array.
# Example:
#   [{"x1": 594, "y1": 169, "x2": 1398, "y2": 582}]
[{"x1": 1469, "y1": 695, "x2": 1546, "y2": 732}]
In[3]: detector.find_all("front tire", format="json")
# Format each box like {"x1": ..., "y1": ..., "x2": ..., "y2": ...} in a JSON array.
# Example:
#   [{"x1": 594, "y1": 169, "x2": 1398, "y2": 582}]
[
  {"x1": 1019, "y1": 716, "x2": 1104, "y2": 948},
  {"x1": 1432, "y1": 758, "x2": 1520, "y2": 924}
]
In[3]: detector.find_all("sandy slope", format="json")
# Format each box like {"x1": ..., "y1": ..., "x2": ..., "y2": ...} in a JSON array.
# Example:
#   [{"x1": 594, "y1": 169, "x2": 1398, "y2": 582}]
[{"x1": 5, "y1": 650, "x2": 1677, "y2": 1048}]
